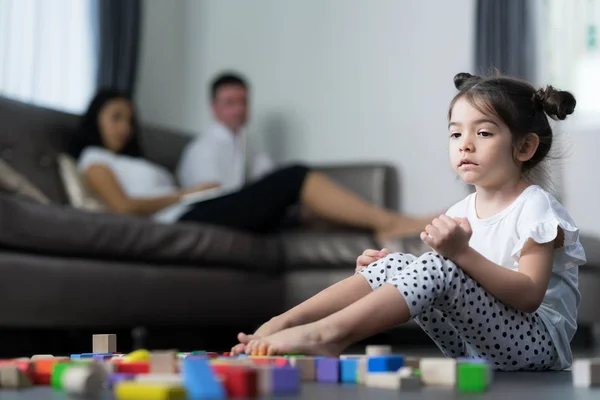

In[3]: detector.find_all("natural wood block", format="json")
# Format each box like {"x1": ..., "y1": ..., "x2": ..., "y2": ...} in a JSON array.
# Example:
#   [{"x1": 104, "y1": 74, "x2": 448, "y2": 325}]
[
  {"x1": 573, "y1": 359, "x2": 600, "y2": 387},
  {"x1": 288, "y1": 357, "x2": 316, "y2": 382},
  {"x1": 365, "y1": 345, "x2": 392, "y2": 356},
  {"x1": 0, "y1": 364, "x2": 32, "y2": 389},
  {"x1": 93, "y1": 334, "x2": 117, "y2": 353},
  {"x1": 31, "y1": 354, "x2": 54, "y2": 360},
  {"x1": 404, "y1": 356, "x2": 421, "y2": 369},
  {"x1": 150, "y1": 351, "x2": 177, "y2": 374},
  {"x1": 419, "y1": 358, "x2": 456, "y2": 387},
  {"x1": 356, "y1": 357, "x2": 368, "y2": 384}
]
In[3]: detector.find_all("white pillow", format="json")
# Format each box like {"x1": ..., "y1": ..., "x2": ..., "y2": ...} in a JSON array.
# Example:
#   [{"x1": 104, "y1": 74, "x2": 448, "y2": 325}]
[
  {"x1": 0, "y1": 158, "x2": 51, "y2": 204},
  {"x1": 57, "y1": 153, "x2": 108, "y2": 212}
]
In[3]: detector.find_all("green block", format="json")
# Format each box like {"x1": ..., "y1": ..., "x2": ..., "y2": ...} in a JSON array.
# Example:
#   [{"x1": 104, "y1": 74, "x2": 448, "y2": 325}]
[
  {"x1": 457, "y1": 362, "x2": 490, "y2": 392},
  {"x1": 51, "y1": 363, "x2": 77, "y2": 389},
  {"x1": 191, "y1": 350, "x2": 206, "y2": 355}
]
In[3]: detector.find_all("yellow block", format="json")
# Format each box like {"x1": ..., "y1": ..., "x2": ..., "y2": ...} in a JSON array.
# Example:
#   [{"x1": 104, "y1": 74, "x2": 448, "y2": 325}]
[
  {"x1": 114, "y1": 381, "x2": 185, "y2": 400},
  {"x1": 122, "y1": 349, "x2": 151, "y2": 363}
]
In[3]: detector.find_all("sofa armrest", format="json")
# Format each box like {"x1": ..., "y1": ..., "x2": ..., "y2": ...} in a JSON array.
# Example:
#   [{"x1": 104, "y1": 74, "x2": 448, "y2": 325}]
[{"x1": 314, "y1": 163, "x2": 398, "y2": 209}]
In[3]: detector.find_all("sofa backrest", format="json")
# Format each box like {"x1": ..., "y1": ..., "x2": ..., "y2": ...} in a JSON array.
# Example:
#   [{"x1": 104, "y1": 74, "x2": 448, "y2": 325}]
[{"x1": 0, "y1": 96, "x2": 194, "y2": 204}]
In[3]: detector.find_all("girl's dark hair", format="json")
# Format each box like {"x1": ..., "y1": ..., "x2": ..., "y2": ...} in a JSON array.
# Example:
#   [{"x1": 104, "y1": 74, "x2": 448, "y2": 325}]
[
  {"x1": 448, "y1": 72, "x2": 576, "y2": 171},
  {"x1": 70, "y1": 89, "x2": 142, "y2": 159}
]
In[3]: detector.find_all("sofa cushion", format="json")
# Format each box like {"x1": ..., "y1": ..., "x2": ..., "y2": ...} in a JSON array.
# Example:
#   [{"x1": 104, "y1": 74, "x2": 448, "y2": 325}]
[
  {"x1": 0, "y1": 194, "x2": 280, "y2": 272},
  {"x1": 57, "y1": 152, "x2": 109, "y2": 212},
  {"x1": 0, "y1": 157, "x2": 51, "y2": 204}
]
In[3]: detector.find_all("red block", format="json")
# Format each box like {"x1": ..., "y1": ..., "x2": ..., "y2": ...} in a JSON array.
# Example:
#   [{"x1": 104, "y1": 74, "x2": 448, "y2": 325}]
[
  {"x1": 250, "y1": 358, "x2": 271, "y2": 366},
  {"x1": 31, "y1": 372, "x2": 51, "y2": 385},
  {"x1": 206, "y1": 352, "x2": 219, "y2": 359},
  {"x1": 223, "y1": 366, "x2": 258, "y2": 397},
  {"x1": 116, "y1": 361, "x2": 150, "y2": 374},
  {"x1": 0, "y1": 359, "x2": 32, "y2": 376},
  {"x1": 222, "y1": 352, "x2": 231, "y2": 357},
  {"x1": 274, "y1": 358, "x2": 289, "y2": 367}
]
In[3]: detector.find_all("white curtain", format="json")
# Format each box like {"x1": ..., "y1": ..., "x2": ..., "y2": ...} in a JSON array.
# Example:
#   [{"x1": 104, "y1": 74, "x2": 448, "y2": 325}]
[
  {"x1": 0, "y1": 0, "x2": 96, "y2": 114},
  {"x1": 538, "y1": 0, "x2": 600, "y2": 117}
]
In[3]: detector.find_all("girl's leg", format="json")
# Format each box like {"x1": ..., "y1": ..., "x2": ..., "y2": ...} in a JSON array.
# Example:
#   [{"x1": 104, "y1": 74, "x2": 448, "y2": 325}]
[
  {"x1": 179, "y1": 164, "x2": 431, "y2": 237},
  {"x1": 247, "y1": 252, "x2": 558, "y2": 371},
  {"x1": 232, "y1": 252, "x2": 419, "y2": 354}
]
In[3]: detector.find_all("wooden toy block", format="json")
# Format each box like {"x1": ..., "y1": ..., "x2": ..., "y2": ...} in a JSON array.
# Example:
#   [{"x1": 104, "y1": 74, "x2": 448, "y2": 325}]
[
  {"x1": 398, "y1": 367, "x2": 422, "y2": 390},
  {"x1": 0, "y1": 364, "x2": 32, "y2": 389},
  {"x1": 183, "y1": 356, "x2": 226, "y2": 399},
  {"x1": 340, "y1": 354, "x2": 364, "y2": 359},
  {"x1": 0, "y1": 359, "x2": 32, "y2": 376},
  {"x1": 340, "y1": 358, "x2": 359, "y2": 383},
  {"x1": 35, "y1": 357, "x2": 68, "y2": 374},
  {"x1": 116, "y1": 361, "x2": 151, "y2": 374},
  {"x1": 62, "y1": 364, "x2": 105, "y2": 398},
  {"x1": 419, "y1": 358, "x2": 457, "y2": 387},
  {"x1": 135, "y1": 373, "x2": 183, "y2": 384},
  {"x1": 457, "y1": 361, "x2": 491, "y2": 392},
  {"x1": 114, "y1": 381, "x2": 186, "y2": 400},
  {"x1": 150, "y1": 350, "x2": 177, "y2": 374},
  {"x1": 367, "y1": 355, "x2": 404, "y2": 372},
  {"x1": 109, "y1": 373, "x2": 136, "y2": 389},
  {"x1": 288, "y1": 356, "x2": 316, "y2": 381},
  {"x1": 50, "y1": 362, "x2": 74, "y2": 388},
  {"x1": 93, "y1": 334, "x2": 117, "y2": 353},
  {"x1": 356, "y1": 357, "x2": 368, "y2": 384},
  {"x1": 31, "y1": 371, "x2": 51, "y2": 385},
  {"x1": 316, "y1": 358, "x2": 339, "y2": 383},
  {"x1": 573, "y1": 359, "x2": 600, "y2": 387},
  {"x1": 224, "y1": 366, "x2": 258, "y2": 397},
  {"x1": 31, "y1": 354, "x2": 54, "y2": 360},
  {"x1": 122, "y1": 349, "x2": 151, "y2": 363},
  {"x1": 255, "y1": 365, "x2": 274, "y2": 395},
  {"x1": 365, "y1": 345, "x2": 392, "y2": 356},
  {"x1": 404, "y1": 356, "x2": 420, "y2": 369}
]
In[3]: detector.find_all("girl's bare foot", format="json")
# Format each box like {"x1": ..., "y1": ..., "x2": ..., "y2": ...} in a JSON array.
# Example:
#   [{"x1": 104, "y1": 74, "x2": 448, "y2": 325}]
[
  {"x1": 230, "y1": 316, "x2": 292, "y2": 355},
  {"x1": 244, "y1": 322, "x2": 347, "y2": 357}
]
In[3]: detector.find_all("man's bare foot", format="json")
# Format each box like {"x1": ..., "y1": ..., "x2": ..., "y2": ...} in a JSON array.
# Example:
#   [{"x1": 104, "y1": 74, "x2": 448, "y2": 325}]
[
  {"x1": 244, "y1": 322, "x2": 347, "y2": 357},
  {"x1": 230, "y1": 316, "x2": 292, "y2": 355}
]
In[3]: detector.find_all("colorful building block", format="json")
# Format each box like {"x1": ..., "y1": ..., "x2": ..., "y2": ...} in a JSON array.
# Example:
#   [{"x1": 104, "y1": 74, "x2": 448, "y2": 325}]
[
  {"x1": 109, "y1": 373, "x2": 136, "y2": 389},
  {"x1": 150, "y1": 351, "x2": 177, "y2": 374},
  {"x1": 457, "y1": 361, "x2": 491, "y2": 392},
  {"x1": 365, "y1": 345, "x2": 392, "y2": 356},
  {"x1": 316, "y1": 358, "x2": 339, "y2": 383},
  {"x1": 271, "y1": 366, "x2": 300, "y2": 394},
  {"x1": 0, "y1": 364, "x2": 32, "y2": 388},
  {"x1": 340, "y1": 358, "x2": 359, "y2": 383},
  {"x1": 223, "y1": 366, "x2": 258, "y2": 397},
  {"x1": 367, "y1": 355, "x2": 404, "y2": 372},
  {"x1": 93, "y1": 334, "x2": 117, "y2": 353},
  {"x1": 114, "y1": 381, "x2": 186, "y2": 400},
  {"x1": 182, "y1": 356, "x2": 226, "y2": 399},
  {"x1": 419, "y1": 358, "x2": 457, "y2": 387},
  {"x1": 288, "y1": 356, "x2": 316, "y2": 381},
  {"x1": 573, "y1": 359, "x2": 600, "y2": 387}
]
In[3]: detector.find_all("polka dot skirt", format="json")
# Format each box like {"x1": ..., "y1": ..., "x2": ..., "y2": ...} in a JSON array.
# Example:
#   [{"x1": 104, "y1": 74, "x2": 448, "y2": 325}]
[{"x1": 356, "y1": 251, "x2": 557, "y2": 371}]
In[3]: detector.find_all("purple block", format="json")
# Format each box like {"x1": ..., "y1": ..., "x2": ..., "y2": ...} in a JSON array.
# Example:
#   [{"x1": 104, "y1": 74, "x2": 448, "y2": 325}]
[
  {"x1": 108, "y1": 373, "x2": 136, "y2": 389},
  {"x1": 272, "y1": 366, "x2": 300, "y2": 394},
  {"x1": 93, "y1": 354, "x2": 112, "y2": 361},
  {"x1": 316, "y1": 358, "x2": 339, "y2": 383}
]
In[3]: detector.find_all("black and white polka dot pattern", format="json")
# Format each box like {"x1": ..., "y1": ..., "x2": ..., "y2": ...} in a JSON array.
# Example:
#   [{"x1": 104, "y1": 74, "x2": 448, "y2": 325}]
[{"x1": 356, "y1": 251, "x2": 557, "y2": 371}]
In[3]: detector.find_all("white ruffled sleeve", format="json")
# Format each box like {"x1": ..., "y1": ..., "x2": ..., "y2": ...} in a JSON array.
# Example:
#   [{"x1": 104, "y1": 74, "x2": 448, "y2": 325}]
[{"x1": 511, "y1": 190, "x2": 586, "y2": 270}]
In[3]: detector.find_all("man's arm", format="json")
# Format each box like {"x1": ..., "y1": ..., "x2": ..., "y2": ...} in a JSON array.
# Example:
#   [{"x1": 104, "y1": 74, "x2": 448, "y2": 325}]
[{"x1": 177, "y1": 138, "x2": 225, "y2": 189}]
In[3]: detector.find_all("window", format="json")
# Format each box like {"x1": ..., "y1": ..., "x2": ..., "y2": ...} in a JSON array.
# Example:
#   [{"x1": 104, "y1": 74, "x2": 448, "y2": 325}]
[
  {"x1": 0, "y1": 0, "x2": 96, "y2": 114},
  {"x1": 539, "y1": 0, "x2": 600, "y2": 119}
]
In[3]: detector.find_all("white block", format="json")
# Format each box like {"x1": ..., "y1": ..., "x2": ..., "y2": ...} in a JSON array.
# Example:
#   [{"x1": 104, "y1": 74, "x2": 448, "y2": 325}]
[
  {"x1": 365, "y1": 372, "x2": 400, "y2": 389},
  {"x1": 62, "y1": 365, "x2": 104, "y2": 397},
  {"x1": 135, "y1": 373, "x2": 183, "y2": 385},
  {"x1": 420, "y1": 358, "x2": 456, "y2": 387},
  {"x1": 366, "y1": 345, "x2": 392, "y2": 356}
]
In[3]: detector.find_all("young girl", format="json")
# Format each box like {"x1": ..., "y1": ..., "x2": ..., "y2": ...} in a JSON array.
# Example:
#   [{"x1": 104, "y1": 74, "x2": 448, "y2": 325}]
[{"x1": 230, "y1": 72, "x2": 586, "y2": 371}]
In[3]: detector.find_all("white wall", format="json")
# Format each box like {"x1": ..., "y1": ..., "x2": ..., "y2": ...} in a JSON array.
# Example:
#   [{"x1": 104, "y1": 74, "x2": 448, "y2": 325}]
[{"x1": 136, "y1": 0, "x2": 476, "y2": 215}]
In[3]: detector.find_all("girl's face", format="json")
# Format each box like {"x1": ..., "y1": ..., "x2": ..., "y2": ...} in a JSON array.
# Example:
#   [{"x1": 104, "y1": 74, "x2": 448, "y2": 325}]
[
  {"x1": 448, "y1": 97, "x2": 521, "y2": 188},
  {"x1": 97, "y1": 98, "x2": 134, "y2": 153}
]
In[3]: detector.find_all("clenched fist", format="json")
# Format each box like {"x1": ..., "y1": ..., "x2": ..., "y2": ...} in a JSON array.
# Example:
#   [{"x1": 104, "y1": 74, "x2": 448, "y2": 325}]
[{"x1": 355, "y1": 248, "x2": 389, "y2": 272}]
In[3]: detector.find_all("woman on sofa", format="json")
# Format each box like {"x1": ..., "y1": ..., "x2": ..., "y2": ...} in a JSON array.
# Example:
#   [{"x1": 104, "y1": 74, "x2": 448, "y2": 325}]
[{"x1": 70, "y1": 89, "x2": 432, "y2": 240}]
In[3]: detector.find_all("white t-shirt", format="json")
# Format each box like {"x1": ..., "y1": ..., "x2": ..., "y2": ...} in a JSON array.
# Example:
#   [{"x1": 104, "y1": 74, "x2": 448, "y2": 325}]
[
  {"x1": 78, "y1": 147, "x2": 222, "y2": 223},
  {"x1": 176, "y1": 122, "x2": 275, "y2": 191},
  {"x1": 445, "y1": 184, "x2": 586, "y2": 370}
]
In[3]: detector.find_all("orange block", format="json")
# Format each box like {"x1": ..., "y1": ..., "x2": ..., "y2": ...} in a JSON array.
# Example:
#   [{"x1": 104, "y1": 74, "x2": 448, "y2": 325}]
[{"x1": 35, "y1": 358, "x2": 68, "y2": 374}]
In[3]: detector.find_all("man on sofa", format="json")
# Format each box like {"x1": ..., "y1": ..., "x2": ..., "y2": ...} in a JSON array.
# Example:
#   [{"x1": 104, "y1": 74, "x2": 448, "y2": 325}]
[{"x1": 176, "y1": 72, "x2": 275, "y2": 192}]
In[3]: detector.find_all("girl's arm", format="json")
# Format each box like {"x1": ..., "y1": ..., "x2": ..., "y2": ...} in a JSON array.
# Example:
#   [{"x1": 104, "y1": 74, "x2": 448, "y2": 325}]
[
  {"x1": 453, "y1": 238, "x2": 555, "y2": 313},
  {"x1": 84, "y1": 164, "x2": 183, "y2": 216}
]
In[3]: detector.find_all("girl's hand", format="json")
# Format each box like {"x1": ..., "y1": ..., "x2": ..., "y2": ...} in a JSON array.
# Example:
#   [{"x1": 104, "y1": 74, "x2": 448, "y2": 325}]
[
  {"x1": 355, "y1": 248, "x2": 389, "y2": 272},
  {"x1": 420, "y1": 215, "x2": 472, "y2": 259}
]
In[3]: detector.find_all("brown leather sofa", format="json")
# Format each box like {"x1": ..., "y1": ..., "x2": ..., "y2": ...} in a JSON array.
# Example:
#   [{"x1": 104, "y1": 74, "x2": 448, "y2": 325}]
[{"x1": 1, "y1": 96, "x2": 599, "y2": 356}]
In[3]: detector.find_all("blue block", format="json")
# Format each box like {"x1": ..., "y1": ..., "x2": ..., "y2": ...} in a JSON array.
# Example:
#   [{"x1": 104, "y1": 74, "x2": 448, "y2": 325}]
[
  {"x1": 183, "y1": 357, "x2": 226, "y2": 399},
  {"x1": 340, "y1": 359, "x2": 358, "y2": 383},
  {"x1": 367, "y1": 356, "x2": 404, "y2": 372},
  {"x1": 237, "y1": 354, "x2": 249, "y2": 358},
  {"x1": 79, "y1": 353, "x2": 94, "y2": 358},
  {"x1": 70, "y1": 354, "x2": 81, "y2": 360}
]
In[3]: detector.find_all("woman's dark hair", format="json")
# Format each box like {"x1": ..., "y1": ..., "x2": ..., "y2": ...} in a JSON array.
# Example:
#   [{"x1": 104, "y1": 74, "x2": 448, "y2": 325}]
[
  {"x1": 448, "y1": 72, "x2": 576, "y2": 171},
  {"x1": 70, "y1": 89, "x2": 142, "y2": 159}
]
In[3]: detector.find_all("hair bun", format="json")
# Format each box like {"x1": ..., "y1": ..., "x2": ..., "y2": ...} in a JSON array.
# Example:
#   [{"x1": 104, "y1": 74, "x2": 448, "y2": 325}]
[
  {"x1": 453, "y1": 72, "x2": 481, "y2": 90},
  {"x1": 534, "y1": 85, "x2": 576, "y2": 120}
]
